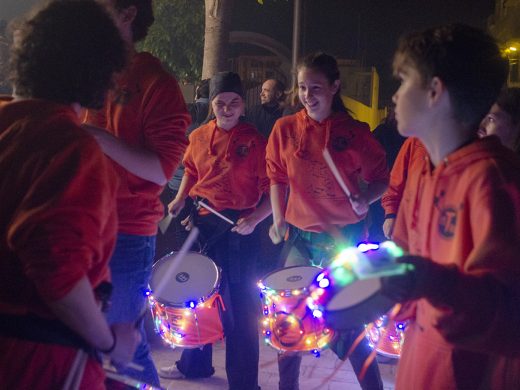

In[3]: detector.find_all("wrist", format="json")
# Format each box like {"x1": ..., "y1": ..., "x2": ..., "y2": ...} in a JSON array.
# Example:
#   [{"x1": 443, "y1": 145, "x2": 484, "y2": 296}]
[{"x1": 99, "y1": 328, "x2": 116, "y2": 354}]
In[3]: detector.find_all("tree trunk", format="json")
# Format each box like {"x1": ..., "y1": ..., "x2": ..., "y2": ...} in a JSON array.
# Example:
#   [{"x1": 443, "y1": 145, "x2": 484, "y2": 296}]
[{"x1": 202, "y1": 0, "x2": 233, "y2": 79}]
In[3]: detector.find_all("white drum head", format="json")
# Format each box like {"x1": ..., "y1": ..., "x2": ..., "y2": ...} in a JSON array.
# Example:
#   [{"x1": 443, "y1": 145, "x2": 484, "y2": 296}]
[
  {"x1": 326, "y1": 278, "x2": 381, "y2": 311},
  {"x1": 150, "y1": 252, "x2": 220, "y2": 305},
  {"x1": 263, "y1": 266, "x2": 321, "y2": 291}
]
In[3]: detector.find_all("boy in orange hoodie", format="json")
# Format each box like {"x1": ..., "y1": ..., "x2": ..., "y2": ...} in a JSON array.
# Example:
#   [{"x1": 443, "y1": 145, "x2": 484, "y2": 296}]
[{"x1": 382, "y1": 24, "x2": 520, "y2": 389}]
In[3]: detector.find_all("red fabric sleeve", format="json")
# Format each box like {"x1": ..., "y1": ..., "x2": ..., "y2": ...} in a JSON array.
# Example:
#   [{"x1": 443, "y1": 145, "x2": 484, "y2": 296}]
[
  {"x1": 266, "y1": 118, "x2": 289, "y2": 186},
  {"x1": 141, "y1": 75, "x2": 190, "y2": 180},
  {"x1": 381, "y1": 137, "x2": 414, "y2": 216},
  {"x1": 430, "y1": 168, "x2": 520, "y2": 355},
  {"x1": 355, "y1": 122, "x2": 389, "y2": 184},
  {"x1": 7, "y1": 135, "x2": 117, "y2": 302}
]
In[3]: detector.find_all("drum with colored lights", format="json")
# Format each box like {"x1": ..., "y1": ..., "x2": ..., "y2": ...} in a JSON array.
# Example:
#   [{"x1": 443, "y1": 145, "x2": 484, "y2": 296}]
[
  {"x1": 366, "y1": 315, "x2": 407, "y2": 358},
  {"x1": 307, "y1": 241, "x2": 408, "y2": 330},
  {"x1": 258, "y1": 266, "x2": 335, "y2": 355},
  {"x1": 148, "y1": 252, "x2": 224, "y2": 348}
]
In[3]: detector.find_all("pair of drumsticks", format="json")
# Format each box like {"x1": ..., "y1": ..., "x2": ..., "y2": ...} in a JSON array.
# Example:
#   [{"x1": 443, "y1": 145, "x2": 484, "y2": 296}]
[{"x1": 159, "y1": 149, "x2": 355, "y2": 233}]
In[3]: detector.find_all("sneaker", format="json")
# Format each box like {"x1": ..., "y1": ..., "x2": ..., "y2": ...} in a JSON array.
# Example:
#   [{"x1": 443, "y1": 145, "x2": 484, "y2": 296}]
[{"x1": 158, "y1": 364, "x2": 185, "y2": 379}]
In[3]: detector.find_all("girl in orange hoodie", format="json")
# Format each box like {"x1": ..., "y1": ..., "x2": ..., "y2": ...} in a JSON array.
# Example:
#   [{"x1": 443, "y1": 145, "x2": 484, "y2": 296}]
[{"x1": 266, "y1": 52, "x2": 389, "y2": 390}]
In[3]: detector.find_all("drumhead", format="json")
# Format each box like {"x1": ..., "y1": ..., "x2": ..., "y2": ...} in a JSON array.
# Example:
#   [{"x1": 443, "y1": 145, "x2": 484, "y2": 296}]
[
  {"x1": 324, "y1": 278, "x2": 395, "y2": 330},
  {"x1": 262, "y1": 266, "x2": 321, "y2": 291},
  {"x1": 150, "y1": 252, "x2": 220, "y2": 306},
  {"x1": 326, "y1": 278, "x2": 381, "y2": 310}
]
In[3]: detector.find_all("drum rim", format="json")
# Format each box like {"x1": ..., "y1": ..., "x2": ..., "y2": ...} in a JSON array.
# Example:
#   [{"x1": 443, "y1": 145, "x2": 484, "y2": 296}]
[
  {"x1": 259, "y1": 265, "x2": 323, "y2": 294},
  {"x1": 149, "y1": 251, "x2": 222, "y2": 308}
]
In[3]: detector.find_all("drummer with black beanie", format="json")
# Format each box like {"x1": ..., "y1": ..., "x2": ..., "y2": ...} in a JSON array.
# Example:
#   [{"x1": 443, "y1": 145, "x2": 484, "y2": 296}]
[{"x1": 163, "y1": 71, "x2": 272, "y2": 390}]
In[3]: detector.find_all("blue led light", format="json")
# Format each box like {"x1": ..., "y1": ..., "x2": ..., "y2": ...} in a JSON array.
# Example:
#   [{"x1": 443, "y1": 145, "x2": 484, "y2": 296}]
[
  {"x1": 318, "y1": 278, "x2": 330, "y2": 288},
  {"x1": 187, "y1": 301, "x2": 196, "y2": 309},
  {"x1": 357, "y1": 242, "x2": 380, "y2": 253}
]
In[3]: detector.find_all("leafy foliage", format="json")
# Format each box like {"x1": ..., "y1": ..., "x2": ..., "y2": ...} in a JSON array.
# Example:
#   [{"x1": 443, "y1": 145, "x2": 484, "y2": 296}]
[{"x1": 139, "y1": 0, "x2": 204, "y2": 82}]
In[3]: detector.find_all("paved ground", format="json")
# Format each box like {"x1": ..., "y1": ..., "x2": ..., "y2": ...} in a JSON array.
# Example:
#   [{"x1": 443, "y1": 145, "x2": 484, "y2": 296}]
[{"x1": 147, "y1": 316, "x2": 397, "y2": 390}]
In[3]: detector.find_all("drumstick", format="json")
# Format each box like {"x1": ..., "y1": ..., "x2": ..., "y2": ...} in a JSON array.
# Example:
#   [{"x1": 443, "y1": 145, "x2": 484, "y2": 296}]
[
  {"x1": 198, "y1": 200, "x2": 235, "y2": 225},
  {"x1": 158, "y1": 213, "x2": 173, "y2": 234},
  {"x1": 322, "y1": 148, "x2": 352, "y2": 198},
  {"x1": 104, "y1": 370, "x2": 162, "y2": 390},
  {"x1": 152, "y1": 226, "x2": 199, "y2": 298}
]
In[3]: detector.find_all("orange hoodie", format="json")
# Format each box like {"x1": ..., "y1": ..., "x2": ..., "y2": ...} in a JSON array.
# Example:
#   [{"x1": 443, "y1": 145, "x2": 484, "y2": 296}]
[
  {"x1": 184, "y1": 120, "x2": 269, "y2": 212},
  {"x1": 381, "y1": 137, "x2": 427, "y2": 217},
  {"x1": 0, "y1": 99, "x2": 118, "y2": 318},
  {"x1": 85, "y1": 52, "x2": 190, "y2": 235},
  {"x1": 266, "y1": 109, "x2": 388, "y2": 232},
  {"x1": 393, "y1": 136, "x2": 520, "y2": 389}
]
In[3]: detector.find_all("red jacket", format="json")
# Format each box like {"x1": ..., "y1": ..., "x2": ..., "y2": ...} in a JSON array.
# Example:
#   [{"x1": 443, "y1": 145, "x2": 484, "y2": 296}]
[
  {"x1": 86, "y1": 52, "x2": 190, "y2": 235},
  {"x1": 266, "y1": 109, "x2": 388, "y2": 232},
  {"x1": 184, "y1": 120, "x2": 269, "y2": 212},
  {"x1": 0, "y1": 99, "x2": 118, "y2": 389},
  {"x1": 394, "y1": 137, "x2": 520, "y2": 389}
]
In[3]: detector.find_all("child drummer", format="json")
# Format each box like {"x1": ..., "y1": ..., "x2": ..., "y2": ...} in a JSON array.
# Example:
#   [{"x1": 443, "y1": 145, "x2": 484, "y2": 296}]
[
  {"x1": 165, "y1": 71, "x2": 271, "y2": 389},
  {"x1": 381, "y1": 24, "x2": 520, "y2": 389}
]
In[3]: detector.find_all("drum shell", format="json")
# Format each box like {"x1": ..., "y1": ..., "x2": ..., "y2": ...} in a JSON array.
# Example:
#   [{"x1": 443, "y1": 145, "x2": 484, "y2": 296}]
[
  {"x1": 259, "y1": 266, "x2": 334, "y2": 353},
  {"x1": 148, "y1": 251, "x2": 224, "y2": 348}
]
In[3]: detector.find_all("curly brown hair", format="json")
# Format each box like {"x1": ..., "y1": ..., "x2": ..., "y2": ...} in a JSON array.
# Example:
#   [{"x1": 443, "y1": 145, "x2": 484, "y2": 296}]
[
  {"x1": 11, "y1": 0, "x2": 127, "y2": 109},
  {"x1": 114, "y1": 0, "x2": 154, "y2": 42}
]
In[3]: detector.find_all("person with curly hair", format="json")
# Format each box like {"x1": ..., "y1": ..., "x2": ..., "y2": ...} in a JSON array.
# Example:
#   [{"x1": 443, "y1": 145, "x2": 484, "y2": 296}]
[
  {"x1": 84, "y1": 0, "x2": 191, "y2": 385},
  {"x1": 0, "y1": 1, "x2": 140, "y2": 389}
]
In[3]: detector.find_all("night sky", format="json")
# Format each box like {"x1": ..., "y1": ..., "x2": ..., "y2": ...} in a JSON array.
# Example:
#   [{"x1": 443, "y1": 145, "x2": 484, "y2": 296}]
[
  {"x1": 2, "y1": 0, "x2": 496, "y2": 102},
  {"x1": 232, "y1": 0, "x2": 496, "y2": 103}
]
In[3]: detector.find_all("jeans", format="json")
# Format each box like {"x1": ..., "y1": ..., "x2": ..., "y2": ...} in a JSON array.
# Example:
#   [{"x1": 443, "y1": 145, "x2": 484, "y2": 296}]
[
  {"x1": 106, "y1": 233, "x2": 160, "y2": 387},
  {"x1": 278, "y1": 224, "x2": 383, "y2": 390}
]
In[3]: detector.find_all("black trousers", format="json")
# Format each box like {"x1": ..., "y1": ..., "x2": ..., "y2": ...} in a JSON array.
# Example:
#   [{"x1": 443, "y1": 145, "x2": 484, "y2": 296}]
[{"x1": 176, "y1": 212, "x2": 261, "y2": 390}]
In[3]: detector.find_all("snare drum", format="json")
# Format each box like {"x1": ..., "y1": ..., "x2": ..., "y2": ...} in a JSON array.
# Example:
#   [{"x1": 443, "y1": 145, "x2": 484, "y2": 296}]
[
  {"x1": 258, "y1": 266, "x2": 335, "y2": 354},
  {"x1": 148, "y1": 252, "x2": 224, "y2": 348},
  {"x1": 307, "y1": 242, "x2": 406, "y2": 330}
]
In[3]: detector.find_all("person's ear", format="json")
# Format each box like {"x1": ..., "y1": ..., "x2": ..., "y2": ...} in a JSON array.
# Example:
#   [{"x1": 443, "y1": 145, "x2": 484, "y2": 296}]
[
  {"x1": 331, "y1": 79, "x2": 341, "y2": 95},
  {"x1": 428, "y1": 76, "x2": 445, "y2": 106},
  {"x1": 120, "y1": 5, "x2": 137, "y2": 25}
]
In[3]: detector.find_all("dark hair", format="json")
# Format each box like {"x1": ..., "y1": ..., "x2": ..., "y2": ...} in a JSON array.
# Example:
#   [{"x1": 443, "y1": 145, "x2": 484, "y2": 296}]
[
  {"x1": 394, "y1": 24, "x2": 508, "y2": 130},
  {"x1": 114, "y1": 0, "x2": 154, "y2": 42},
  {"x1": 496, "y1": 87, "x2": 520, "y2": 153},
  {"x1": 297, "y1": 52, "x2": 347, "y2": 113},
  {"x1": 196, "y1": 78, "x2": 210, "y2": 100},
  {"x1": 11, "y1": 0, "x2": 126, "y2": 109},
  {"x1": 269, "y1": 79, "x2": 286, "y2": 102},
  {"x1": 496, "y1": 87, "x2": 520, "y2": 127}
]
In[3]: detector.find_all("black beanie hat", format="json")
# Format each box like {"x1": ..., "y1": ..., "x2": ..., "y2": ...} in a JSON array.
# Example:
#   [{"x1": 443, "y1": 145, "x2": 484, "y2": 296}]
[{"x1": 209, "y1": 72, "x2": 244, "y2": 102}]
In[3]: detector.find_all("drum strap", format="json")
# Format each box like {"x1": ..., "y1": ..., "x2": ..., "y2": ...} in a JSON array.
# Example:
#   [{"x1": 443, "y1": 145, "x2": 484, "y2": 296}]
[{"x1": 277, "y1": 226, "x2": 313, "y2": 268}]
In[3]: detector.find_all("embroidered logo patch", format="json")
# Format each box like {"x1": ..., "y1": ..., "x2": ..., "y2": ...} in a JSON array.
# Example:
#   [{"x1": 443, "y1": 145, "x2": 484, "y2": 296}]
[
  {"x1": 236, "y1": 145, "x2": 250, "y2": 157},
  {"x1": 438, "y1": 207, "x2": 457, "y2": 238}
]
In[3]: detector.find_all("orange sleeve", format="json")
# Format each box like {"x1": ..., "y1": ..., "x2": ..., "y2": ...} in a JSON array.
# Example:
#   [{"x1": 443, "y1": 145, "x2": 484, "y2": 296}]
[
  {"x1": 8, "y1": 134, "x2": 117, "y2": 302},
  {"x1": 356, "y1": 123, "x2": 389, "y2": 184},
  {"x1": 431, "y1": 165, "x2": 520, "y2": 355},
  {"x1": 141, "y1": 75, "x2": 190, "y2": 180},
  {"x1": 381, "y1": 137, "x2": 414, "y2": 216},
  {"x1": 266, "y1": 118, "x2": 289, "y2": 186}
]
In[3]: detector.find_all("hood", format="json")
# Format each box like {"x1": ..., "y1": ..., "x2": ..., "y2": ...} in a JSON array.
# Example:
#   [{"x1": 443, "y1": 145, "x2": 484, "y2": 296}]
[{"x1": 293, "y1": 109, "x2": 354, "y2": 158}]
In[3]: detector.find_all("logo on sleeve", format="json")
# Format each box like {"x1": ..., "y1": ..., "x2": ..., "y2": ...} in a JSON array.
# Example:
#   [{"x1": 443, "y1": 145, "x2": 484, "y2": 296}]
[{"x1": 438, "y1": 207, "x2": 458, "y2": 238}]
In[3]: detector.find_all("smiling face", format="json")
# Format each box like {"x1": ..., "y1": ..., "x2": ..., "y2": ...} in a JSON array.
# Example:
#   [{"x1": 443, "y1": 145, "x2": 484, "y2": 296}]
[
  {"x1": 212, "y1": 92, "x2": 244, "y2": 130},
  {"x1": 392, "y1": 58, "x2": 431, "y2": 137},
  {"x1": 478, "y1": 103, "x2": 519, "y2": 149},
  {"x1": 297, "y1": 67, "x2": 339, "y2": 123}
]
